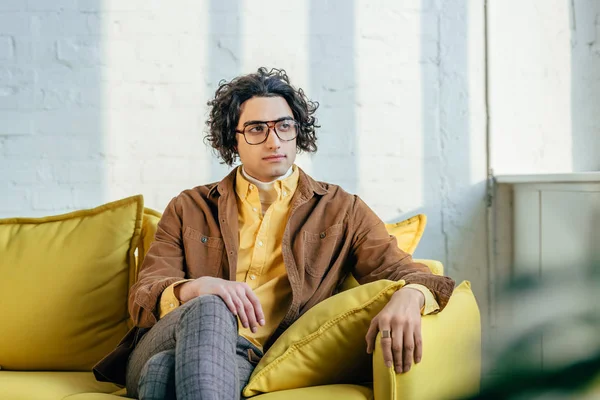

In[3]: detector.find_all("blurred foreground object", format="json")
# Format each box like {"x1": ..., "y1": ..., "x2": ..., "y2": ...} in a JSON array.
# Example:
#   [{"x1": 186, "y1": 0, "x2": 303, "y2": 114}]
[{"x1": 466, "y1": 263, "x2": 600, "y2": 399}]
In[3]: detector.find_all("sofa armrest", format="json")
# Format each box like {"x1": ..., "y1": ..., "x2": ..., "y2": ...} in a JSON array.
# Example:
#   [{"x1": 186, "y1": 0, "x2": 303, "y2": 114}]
[
  {"x1": 413, "y1": 259, "x2": 444, "y2": 276},
  {"x1": 373, "y1": 281, "x2": 481, "y2": 400}
]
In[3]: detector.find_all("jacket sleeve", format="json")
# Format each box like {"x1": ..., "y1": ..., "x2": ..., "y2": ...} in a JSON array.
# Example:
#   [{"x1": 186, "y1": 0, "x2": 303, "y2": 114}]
[
  {"x1": 128, "y1": 196, "x2": 188, "y2": 328},
  {"x1": 349, "y1": 196, "x2": 455, "y2": 310}
]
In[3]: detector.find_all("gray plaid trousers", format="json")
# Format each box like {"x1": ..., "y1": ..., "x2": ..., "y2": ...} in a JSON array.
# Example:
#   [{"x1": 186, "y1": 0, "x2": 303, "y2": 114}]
[{"x1": 126, "y1": 295, "x2": 263, "y2": 400}]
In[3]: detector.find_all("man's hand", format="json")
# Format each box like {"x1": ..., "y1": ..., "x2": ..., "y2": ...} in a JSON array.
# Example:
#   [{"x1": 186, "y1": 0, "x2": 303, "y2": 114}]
[
  {"x1": 365, "y1": 287, "x2": 425, "y2": 373},
  {"x1": 176, "y1": 277, "x2": 265, "y2": 333}
]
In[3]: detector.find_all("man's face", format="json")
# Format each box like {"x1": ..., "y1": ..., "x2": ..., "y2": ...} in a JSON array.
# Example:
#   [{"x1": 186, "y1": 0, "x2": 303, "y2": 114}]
[{"x1": 236, "y1": 96, "x2": 297, "y2": 182}]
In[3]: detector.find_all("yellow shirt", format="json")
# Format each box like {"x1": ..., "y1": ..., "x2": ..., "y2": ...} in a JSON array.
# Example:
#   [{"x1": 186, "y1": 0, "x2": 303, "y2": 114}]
[
  {"x1": 159, "y1": 165, "x2": 439, "y2": 350},
  {"x1": 232, "y1": 165, "x2": 298, "y2": 348}
]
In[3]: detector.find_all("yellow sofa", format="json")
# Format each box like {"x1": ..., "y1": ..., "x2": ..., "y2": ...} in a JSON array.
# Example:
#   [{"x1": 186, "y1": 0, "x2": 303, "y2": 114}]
[{"x1": 0, "y1": 197, "x2": 481, "y2": 400}]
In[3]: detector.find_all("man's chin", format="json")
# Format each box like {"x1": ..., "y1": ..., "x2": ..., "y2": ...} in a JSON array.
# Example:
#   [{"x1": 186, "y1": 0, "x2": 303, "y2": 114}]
[{"x1": 267, "y1": 164, "x2": 291, "y2": 178}]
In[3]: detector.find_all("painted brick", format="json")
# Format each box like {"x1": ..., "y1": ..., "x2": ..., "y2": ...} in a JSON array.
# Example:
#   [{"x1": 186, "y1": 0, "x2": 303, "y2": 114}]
[
  {"x1": 0, "y1": 13, "x2": 31, "y2": 36},
  {"x1": 27, "y1": 0, "x2": 78, "y2": 11},
  {"x1": 31, "y1": 12, "x2": 90, "y2": 37},
  {"x1": 0, "y1": 185, "x2": 29, "y2": 213},
  {"x1": 140, "y1": 158, "x2": 206, "y2": 184},
  {"x1": 0, "y1": 0, "x2": 24, "y2": 11},
  {"x1": 0, "y1": 66, "x2": 36, "y2": 87},
  {"x1": 53, "y1": 161, "x2": 105, "y2": 183},
  {"x1": 78, "y1": 0, "x2": 153, "y2": 12},
  {"x1": 0, "y1": 36, "x2": 14, "y2": 61},
  {"x1": 0, "y1": 111, "x2": 34, "y2": 135},
  {"x1": 56, "y1": 37, "x2": 102, "y2": 68},
  {"x1": 32, "y1": 186, "x2": 74, "y2": 211},
  {"x1": 0, "y1": 159, "x2": 53, "y2": 184},
  {"x1": 13, "y1": 37, "x2": 35, "y2": 63},
  {"x1": 71, "y1": 183, "x2": 104, "y2": 209},
  {"x1": 3, "y1": 135, "x2": 103, "y2": 159},
  {"x1": 0, "y1": 76, "x2": 35, "y2": 110},
  {"x1": 107, "y1": 161, "x2": 142, "y2": 184},
  {"x1": 33, "y1": 110, "x2": 105, "y2": 135}
]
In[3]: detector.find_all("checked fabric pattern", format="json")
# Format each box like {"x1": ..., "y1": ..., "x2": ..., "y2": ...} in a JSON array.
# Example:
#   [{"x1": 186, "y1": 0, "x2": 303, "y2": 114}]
[{"x1": 126, "y1": 295, "x2": 263, "y2": 400}]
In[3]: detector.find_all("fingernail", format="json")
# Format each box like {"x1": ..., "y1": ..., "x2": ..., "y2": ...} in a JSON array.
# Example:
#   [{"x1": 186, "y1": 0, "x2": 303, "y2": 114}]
[
  {"x1": 251, "y1": 327, "x2": 257, "y2": 333},
  {"x1": 259, "y1": 319, "x2": 265, "y2": 325},
  {"x1": 404, "y1": 366, "x2": 411, "y2": 373},
  {"x1": 386, "y1": 361, "x2": 393, "y2": 368},
  {"x1": 416, "y1": 357, "x2": 421, "y2": 363}
]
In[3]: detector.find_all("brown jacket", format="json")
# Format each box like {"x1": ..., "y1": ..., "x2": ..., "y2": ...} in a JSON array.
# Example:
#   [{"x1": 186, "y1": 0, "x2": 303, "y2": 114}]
[{"x1": 94, "y1": 167, "x2": 455, "y2": 385}]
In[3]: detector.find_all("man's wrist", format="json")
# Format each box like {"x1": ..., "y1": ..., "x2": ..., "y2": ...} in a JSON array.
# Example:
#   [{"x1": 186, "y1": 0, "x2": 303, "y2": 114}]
[
  {"x1": 396, "y1": 286, "x2": 425, "y2": 309},
  {"x1": 175, "y1": 281, "x2": 196, "y2": 303}
]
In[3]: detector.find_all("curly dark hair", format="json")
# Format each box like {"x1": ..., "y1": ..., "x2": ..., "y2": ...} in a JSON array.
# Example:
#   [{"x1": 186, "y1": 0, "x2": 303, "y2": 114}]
[{"x1": 205, "y1": 67, "x2": 319, "y2": 166}]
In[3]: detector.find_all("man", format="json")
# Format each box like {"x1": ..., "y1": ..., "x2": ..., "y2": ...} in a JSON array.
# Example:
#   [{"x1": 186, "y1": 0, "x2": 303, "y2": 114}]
[{"x1": 94, "y1": 67, "x2": 455, "y2": 399}]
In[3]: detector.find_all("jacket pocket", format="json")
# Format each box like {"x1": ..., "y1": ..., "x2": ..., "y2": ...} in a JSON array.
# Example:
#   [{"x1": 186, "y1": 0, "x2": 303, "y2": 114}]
[
  {"x1": 183, "y1": 226, "x2": 224, "y2": 276},
  {"x1": 303, "y1": 223, "x2": 344, "y2": 277}
]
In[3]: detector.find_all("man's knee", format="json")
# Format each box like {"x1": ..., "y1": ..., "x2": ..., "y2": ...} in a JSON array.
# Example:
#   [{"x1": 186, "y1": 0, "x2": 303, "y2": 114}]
[
  {"x1": 182, "y1": 294, "x2": 235, "y2": 322},
  {"x1": 143, "y1": 349, "x2": 175, "y2": 373}
]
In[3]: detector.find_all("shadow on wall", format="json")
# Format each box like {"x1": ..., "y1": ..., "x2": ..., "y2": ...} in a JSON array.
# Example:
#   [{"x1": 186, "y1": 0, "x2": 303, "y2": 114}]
[
  {"x1": 416, "y1": 0, "x2": 476, "y2": 276},
  {"x1": 570, "y1": 0, "x2": 600, "y2": 172},
  {"x1": 309, "y1": 0, "x2": 357, "y2": 194},
  {"x1": 0, "y1": 1, "x2": 105, "y2": 218},
  {"x1": 207, "y1": 0, "x2": 242, "y2": 182}
]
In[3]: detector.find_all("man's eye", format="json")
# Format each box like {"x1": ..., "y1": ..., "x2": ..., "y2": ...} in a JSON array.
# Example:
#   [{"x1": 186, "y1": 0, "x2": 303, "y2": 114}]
[
  {"x1": 248, "y1": 125, "x2": 265, "y2": 133},
  {"x1": 277, "y1": 122, "x2": 291, "y2": 131}
]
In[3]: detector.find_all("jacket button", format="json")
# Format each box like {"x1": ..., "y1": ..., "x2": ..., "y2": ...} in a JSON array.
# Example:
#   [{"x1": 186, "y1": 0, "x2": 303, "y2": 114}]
[
  {"x1": 320, "y1": 232, "x2": 326, "y2": 239},
  {"x1": 201, "y1": 237, "x2": 208, "y2": 243}
]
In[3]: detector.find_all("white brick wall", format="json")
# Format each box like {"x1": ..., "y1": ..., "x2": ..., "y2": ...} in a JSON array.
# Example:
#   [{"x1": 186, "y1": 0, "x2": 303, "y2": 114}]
[
  {"x1": 489, "y1": 0, "x2": 600, "y2": 173},
  {"x1": 0, "y1": 0, "x2": 489, "y2": 329}
]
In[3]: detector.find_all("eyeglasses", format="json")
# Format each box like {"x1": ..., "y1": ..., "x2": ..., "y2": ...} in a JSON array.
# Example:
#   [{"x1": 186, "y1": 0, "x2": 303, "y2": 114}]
[{"x1": 235, "y1": 118, "x2": 299, "y2": 145}]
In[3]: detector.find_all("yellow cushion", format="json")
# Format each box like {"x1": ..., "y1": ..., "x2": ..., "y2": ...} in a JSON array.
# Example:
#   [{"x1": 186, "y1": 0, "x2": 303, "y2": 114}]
[
  {"x1": 0, "y1": 371, "x2": 122, "y2": 400},
  {"x1": 373, "y1": 281, "x2": 481, "y2": 400},
  {"x1": 63, "y1": 395, "x2": 126, "y2": 400},
  {"x1": 413, "y1": 258, "x2": 444, "y2": 276},
  {"x1": 0, "y1": 196, "x2": 144, "y2": 371},
  {"x1": 243, "y1": 279, "x2": 405, "y2": 397},
  {"x1": 252, "y1": 384, "x2": 373, "y2": 400},
  {"x1": 385, "y1": 213, "x2": 427, "y2": 255}
]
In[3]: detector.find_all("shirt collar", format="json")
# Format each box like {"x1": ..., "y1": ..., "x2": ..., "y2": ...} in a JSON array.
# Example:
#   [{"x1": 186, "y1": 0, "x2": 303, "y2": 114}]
[
  {"x1": 235, "y1": 165, "x2": 299, "y2": 201},
  {"x1": 209, "y1": 164, "x2": 326, "y2": 199}
]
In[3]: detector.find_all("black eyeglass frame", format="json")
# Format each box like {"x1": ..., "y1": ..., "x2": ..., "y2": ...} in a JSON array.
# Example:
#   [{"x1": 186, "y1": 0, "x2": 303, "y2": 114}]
[{"x1": 235, "y1": 118, "x2": 300, "y2": 145}]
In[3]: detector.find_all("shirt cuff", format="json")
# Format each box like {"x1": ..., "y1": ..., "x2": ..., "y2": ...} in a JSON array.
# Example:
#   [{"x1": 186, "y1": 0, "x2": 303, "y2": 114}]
[
  {"x1": 403, "y1": 284, "x2": 440, "y2": 315},
  {"x1": 159, "y1": 279, "x2": 193, "y2": 319}
]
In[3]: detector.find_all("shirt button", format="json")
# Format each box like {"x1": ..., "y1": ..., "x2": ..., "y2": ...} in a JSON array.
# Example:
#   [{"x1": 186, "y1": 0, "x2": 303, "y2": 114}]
[
  {"x1": 169, "y1": 303, "x2": 174, "y2": 308},
  {"x1": 249, "y1": 184, "x2": 254, "y2": 190},
  {"x1": 252, "y1": 207, "x2": 258, "y2": 212},
  {"x1": 250, "y1": 274, "x2": 256, "y2": 280},
  {"x1": 201, "y1": 237, "x2": 208, "y2": 243},
  {"x1": 283, "y1": 191, "x2": 287, "y2": 196},
  {"x1": 320, "y1": 232, "x2": 326, "y2": 239},
  {"x1": 258, "y1": 241, "x2": 263, "y2": 247}
]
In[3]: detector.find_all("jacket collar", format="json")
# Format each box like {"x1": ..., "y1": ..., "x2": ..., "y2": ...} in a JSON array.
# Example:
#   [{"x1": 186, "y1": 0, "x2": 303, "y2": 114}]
[{"x1": 208, "y1": 165, "x2": 328, "y2": 199}]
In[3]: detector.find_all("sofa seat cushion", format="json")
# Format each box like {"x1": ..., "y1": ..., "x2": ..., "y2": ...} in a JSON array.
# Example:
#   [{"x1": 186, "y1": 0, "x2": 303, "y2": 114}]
[
  {"x1": 0, "y1": 371, "x2": 122, "y2": 400},
  {"x1": 252, "y1": 384, "x2": 373, "y2": 400},
  {"x1": 63, "y1": 396, "x2": 125, "y2": 400},
  {"x1": 60, "y1": 384, "x2": 373, "y2": 400}
]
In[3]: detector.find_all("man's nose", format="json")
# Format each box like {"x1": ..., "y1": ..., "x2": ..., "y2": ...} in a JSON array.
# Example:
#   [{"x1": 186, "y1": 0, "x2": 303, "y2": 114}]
[{"x1": 265, "y1": 126, "x2": 281, "y2": 148}]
